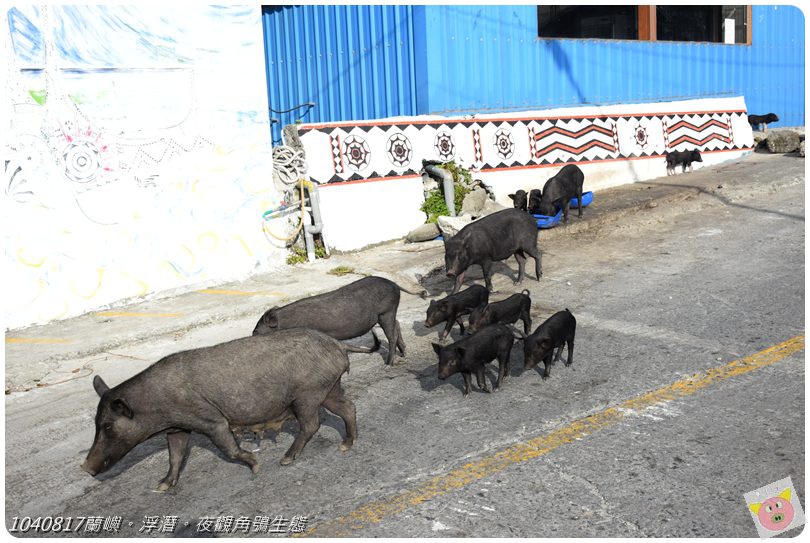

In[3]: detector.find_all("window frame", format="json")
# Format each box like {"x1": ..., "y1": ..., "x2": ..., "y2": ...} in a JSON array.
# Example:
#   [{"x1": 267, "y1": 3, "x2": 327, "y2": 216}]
[{"x1": 536, "y1": 5, "x2": 752, "y2": 46}]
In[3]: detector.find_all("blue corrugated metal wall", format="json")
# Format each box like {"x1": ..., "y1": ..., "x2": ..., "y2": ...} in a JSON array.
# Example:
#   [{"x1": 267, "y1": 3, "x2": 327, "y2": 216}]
[
  {"x1": 262, "y1": 5, "x2": 417, "y2": 143},
  {"x1": 415, "y1": 5, "x2": 804, "y2": 126},
  {"x1": 263, "y1": 5, "x2": 804, "y2": 138}
]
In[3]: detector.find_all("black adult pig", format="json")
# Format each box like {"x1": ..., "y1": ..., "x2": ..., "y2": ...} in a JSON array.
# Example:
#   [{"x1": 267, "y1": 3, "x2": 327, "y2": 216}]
[
  {"x1": 81, "y1": 329, "x2": 377, "y2": 491},
  {"x1": 467, "y1": 289, "x2": 532, "y2": 335},
  {"x1": 253, "y1": 276, "x2": 425, "y2": 365},
  {"x1": 537, "y1": 164, "x2": 584, "y2": 222},
  {"x1": 432, "y1": 324, "x2": 516, "y2": 396},
  {"x1": 444, "y1": 208, "x2": 542, "y2": 294},
  {"x1": 425, "y1": 284, "x2": 489, "y2": 341},
  {"x1": 523, "y1": 309, "x2": 577, "y2": 380}
]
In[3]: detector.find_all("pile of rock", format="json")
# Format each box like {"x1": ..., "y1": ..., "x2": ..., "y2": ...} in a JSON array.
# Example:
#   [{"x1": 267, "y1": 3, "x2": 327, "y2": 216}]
[{"x1": 406, "y1": 176, "x2": 508, "y2": 242}]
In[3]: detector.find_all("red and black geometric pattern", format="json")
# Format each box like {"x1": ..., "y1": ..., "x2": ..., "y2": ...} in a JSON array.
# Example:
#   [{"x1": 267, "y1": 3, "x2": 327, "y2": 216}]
[
  {"x1": 471, "y1": 127, "x2": 483, "y2": 164},
  {"x1": 664, "y1": 114, "x2": 731, "y2": 151},
  {"x1": 343, "y1": 134, "x2": 370, "y2": 171},
  {"x1": 493, "y1": 127, "x2": 514, "y2": 159},
  {"x1": 530, "y1": 118, "x2": 618, "y2": 164},
  {"x1": 330, "y1": 134, "x2": 344, "y2": 175},
  {"x1": 299, "y1": 107, "x2": 753, "y2": 184},
  {"x1": 386, "y1": 132, "x2": 412, "y2": 167},
  {"x1": 435, "y1": 130, "x2": 456, "y2": 161}
]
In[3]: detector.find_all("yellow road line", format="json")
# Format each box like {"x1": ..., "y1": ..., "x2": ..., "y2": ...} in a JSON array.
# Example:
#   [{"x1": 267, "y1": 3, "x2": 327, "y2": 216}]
[
  {"x1": 197, "y1": 289, "x2": 285, "y2": 297},
  {"x1": 95, "y1": 311, "x2": 182, "y2": 318},
  {"x1": 301, "y1": 335, "x2": 805, "y2": 537},
  {"x1": 5, "y1": 337, "x2": 72, "y2": 344}
]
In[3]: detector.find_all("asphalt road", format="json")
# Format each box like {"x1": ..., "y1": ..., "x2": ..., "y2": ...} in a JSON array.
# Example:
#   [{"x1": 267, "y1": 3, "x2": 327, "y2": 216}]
[{"x1": 5, "y1": 178, "x2": 804, "y2": 537}]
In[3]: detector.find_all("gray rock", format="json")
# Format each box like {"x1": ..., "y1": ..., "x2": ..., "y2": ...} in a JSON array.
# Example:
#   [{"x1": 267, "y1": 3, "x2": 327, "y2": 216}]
[
  {"x1": 405, "y1": 222, "x2": 441, "y2": 243},
  {"x1": 800, "y1": 140, "x2": 805, "y2": 157},
  {"x1": 461, "y1": 188, "x2": 488, "y2": 216},
  {"x1": 766, "y1": 130, "x2": 801, "y2": 154},
  {"x1": 437, "y1": 215, "x2": 474, "y2": 237}
]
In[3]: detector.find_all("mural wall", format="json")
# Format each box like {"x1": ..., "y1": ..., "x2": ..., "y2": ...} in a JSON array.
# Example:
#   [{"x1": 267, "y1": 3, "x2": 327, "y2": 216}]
[
  {"x1": 3, "y1": 5, "x2": 282, "y2": 330},
  {"x1": 301, "y1": 97, "x2": 754, "y2": 251}
]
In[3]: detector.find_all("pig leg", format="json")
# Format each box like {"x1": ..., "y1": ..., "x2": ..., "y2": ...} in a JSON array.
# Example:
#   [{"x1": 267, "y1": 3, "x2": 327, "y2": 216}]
[
  {"x1": 451, "y1": 271, "x2": 466, "y2": 294},
  {"x1": 481, "y1": 260, "x2": 494, "y2": 292},
  {"x1": 495, "y1": 345, "x2": 512, "y2": 389},
  {"x1": 513, "y1": 251, "x2": 527, "y2": 285},
  {"x1": 565, "y1": 336, "x2": 574, "y2": 367},
  {"x1": 553, "y1": 345, "x2": 564, "y2": 363},
  {"x1": 542, "y1": 353, "x2": 553, "y2": 380},
  {"x1": 562, "y1": 201, "x2": 570, "y2": 222},
  {"x1": 440, "y1": 319, "x2": 455, "y2": 341},
  {"x1": 577, "y1": 188, "x2": 584, "y2": 217},
  {"x1": 461, "y1": 372, "x2": 472, "y2": 397},
  {"x1": 281, "y1": 402, "x2": 321, "y2": 465},
  {"x1": 521, "y1": 311, "x2": 532, "y2": 336},
  {"x1": 156, "y1": 430, "x2": 191, "y2": 492},
  {"x1": 378, "y1": 312, "x2": 400, "y2": 365},
  {"x1": 321, "y1": 381, "x2": 357, "y2": 452},
  {"x1": 205, "y1": 422, "x2": 259, "y2": 473},
  {"x1": 475, "y1": 369, "x2": 491, "y2": 393},
  {"x1": 395, "y1": 320, "x2": 406, "y2": 356},
  {"x1": 521, "y1": 245, "x2": 542, "y2": 280},
  {"x1": 455, "y1": 316, "x2": 465, "y2": 335}
]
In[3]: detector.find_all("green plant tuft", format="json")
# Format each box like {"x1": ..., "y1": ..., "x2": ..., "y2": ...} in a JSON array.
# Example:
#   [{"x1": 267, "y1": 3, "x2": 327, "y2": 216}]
[
  {"x1": 328, "y1": 265, "x2": 355, "y2": 276},
  {"x1": 420, "y1": 161, "x2": 474, "y2": 223}
]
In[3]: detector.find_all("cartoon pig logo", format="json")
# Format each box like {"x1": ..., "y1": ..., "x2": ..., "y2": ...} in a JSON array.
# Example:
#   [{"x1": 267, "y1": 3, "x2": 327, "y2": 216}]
[{"x1": 749, "y1": 488, "x2": 795, "y2": 532}]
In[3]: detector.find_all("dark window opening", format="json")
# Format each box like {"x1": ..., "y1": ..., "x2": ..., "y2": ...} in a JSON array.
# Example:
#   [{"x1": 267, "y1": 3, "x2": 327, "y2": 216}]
[
  {"x1": 537, "y1": 5, "x2": 638, "y2": 40},
  {"x1": 656, "y1": 5, "x2": 748, "y2": 43},
  {"x1": 538, "y1": 5, "x2": 751, "y2": 45}
]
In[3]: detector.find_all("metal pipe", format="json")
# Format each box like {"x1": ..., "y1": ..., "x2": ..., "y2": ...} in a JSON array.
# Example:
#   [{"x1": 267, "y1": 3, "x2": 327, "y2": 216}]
[
  {"x1": 424, "y1": 164, "x2": 456, "y2": 217},
  {"x1": 303, "y1": 182, "x2": 328, "y2": 262}
]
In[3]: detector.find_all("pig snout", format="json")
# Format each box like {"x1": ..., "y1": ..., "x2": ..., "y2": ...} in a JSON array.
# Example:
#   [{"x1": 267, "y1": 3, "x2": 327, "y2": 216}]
[
  {"x1": 446, "y1": 271, "x2": 456, "y2": 278},
  {"x1": 81, "y1": 455, "x2": 111, "y2": 476}
]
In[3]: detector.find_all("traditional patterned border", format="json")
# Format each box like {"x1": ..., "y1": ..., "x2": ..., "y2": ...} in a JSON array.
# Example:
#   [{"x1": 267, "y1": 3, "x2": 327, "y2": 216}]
[{"x1": 299, "y1": 108, "x2": 754, "y2": 185}]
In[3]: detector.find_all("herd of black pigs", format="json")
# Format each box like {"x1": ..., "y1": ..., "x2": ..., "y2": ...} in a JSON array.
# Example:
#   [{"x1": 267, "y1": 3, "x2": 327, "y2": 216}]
[{"x1": 82, "y1": 164, "x2": 588, "y2": 491}]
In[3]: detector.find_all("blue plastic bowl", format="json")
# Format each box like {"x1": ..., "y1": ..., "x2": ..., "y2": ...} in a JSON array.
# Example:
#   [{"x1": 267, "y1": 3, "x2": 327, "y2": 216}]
[
  {"x1": 532, "y1": 209, "x2": 563, "y2": 229},
  {"x1": 569, "y1": 191, "x2": 594, "y2": 208}
]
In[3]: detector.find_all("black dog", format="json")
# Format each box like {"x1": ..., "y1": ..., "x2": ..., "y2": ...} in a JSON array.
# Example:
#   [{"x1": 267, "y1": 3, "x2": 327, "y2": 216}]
[
  {"x1": 666, "y1": 149, "x2": 703, "y2": 176},
  {"x1": 748, "y1": 113, "x2": 779, "y2": 133}
]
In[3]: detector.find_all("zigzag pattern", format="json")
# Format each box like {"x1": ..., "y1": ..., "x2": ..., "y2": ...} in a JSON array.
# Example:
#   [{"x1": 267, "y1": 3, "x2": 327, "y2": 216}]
[
  {"x1": 669, "y1": 132, "x2": 731, "y2": 148},
  {"x1": 665, "y1": 114, "x2": 732, "y2": 151},
  {"x1": 534, "y1": 139, "x2": 616, "y2": 160},
  {"x1": 532, "y1": 120, "x2": 617, "y2": 161},
  {"x1": 534, "y1": 123, "x2": 614, "y2": 140}
]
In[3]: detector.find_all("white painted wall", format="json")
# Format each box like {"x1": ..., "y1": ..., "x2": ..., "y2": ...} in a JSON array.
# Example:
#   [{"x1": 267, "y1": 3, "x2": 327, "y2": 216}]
[{"x1": 4, "y1": 6, "x2": 284, "y2": 330}]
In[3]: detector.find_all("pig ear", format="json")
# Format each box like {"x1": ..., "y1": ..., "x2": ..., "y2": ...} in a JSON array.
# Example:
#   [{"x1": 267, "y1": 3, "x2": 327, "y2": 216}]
[
  {"x1": 263, "y1": 311, "x2": 279, "y2": 328},
  {"x1": 93, "y1": 375, "x2": 110, "y2": 397},
  {"x1": 779, "y1": 488, "x2": 791, "y2": 501},
  {"x1": 428, "y1": 299, "x2": 436, "y2": 308},
  {"x1": 455, "y1": 346, "x2": 466, "y2": 359},
  {"x1": 508, "y1": 194, "x2": 515, "y2": 201},
  {"x1": 111, "y1": 398, "x2": 134, "y2": 419},
  {"x1": 431, "y1": 343, "x2": 443, "y2": 356},
  {"x1": 438, "y1": 300, "x2": 448, "y2": 312},
  {"x1": 749, "y1": 502, "x2": 762, "y2": 515}
]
